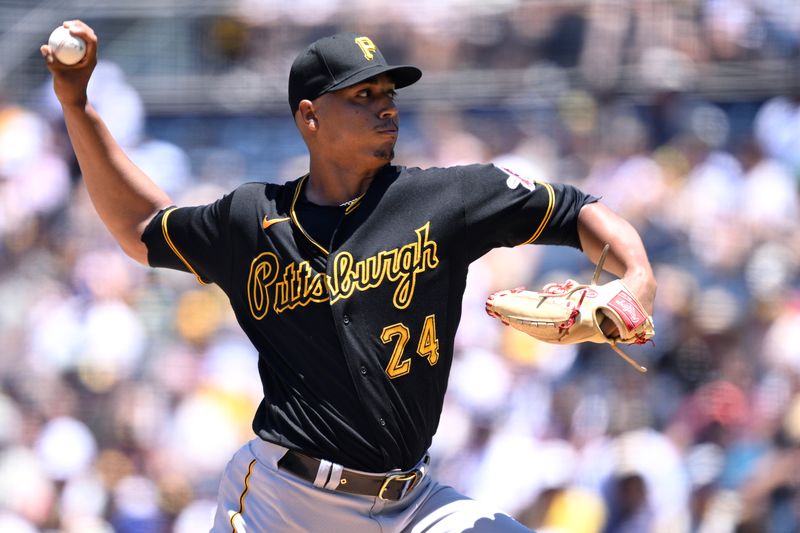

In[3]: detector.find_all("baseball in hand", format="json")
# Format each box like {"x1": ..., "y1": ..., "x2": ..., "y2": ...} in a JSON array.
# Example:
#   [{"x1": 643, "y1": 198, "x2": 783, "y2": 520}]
[{"x1": 48, "y1": 26, "x2": 86, "y2": 65}]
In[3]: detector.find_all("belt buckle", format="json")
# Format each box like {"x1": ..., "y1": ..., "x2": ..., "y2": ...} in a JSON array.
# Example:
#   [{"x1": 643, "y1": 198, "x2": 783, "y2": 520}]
[{"x1": 378, "y1": 470, "x2": 421, "y2": 501}]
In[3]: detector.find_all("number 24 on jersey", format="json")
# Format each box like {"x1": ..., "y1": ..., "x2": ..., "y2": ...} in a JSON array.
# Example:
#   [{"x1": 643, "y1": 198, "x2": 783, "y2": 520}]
[{"x1": 381, "y1": 315, "x2": 439, "y2": 379}]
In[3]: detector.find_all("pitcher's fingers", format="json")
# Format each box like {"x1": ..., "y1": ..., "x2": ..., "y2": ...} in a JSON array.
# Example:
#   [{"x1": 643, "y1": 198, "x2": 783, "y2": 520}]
[
  {"x1": 62, "y1": 20, "x2": 97, "y2": 62},
  {"x1": 600, "y1": 315, "x2": 619, "y2": 338},
  {"x1": 40, "y1": 45, "x2": 54, "y2": 64},
  {"x1": 63, "y1": 20, "x2": 97, "y2": 41}
]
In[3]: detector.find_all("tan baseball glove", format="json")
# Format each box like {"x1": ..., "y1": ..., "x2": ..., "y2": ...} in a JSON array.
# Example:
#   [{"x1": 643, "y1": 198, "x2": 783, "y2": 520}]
[{"x1": 485, "y1": 246, "x2": 654, "y2": 372}]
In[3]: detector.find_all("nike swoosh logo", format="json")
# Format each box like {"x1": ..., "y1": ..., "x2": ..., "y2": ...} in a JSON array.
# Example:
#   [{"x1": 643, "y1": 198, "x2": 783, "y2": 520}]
[{"x1": 262, "y1": 216, "x2": 290, "y2": 230}]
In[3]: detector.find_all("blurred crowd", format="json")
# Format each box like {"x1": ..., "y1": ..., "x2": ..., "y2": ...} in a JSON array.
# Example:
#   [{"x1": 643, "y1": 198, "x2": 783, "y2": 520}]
[
  {"x1": 208, "y1": 0, "x2": 800, "y2": 91},
  {"x1": 2, "y1": 2, "x2": 800, "y2": 532}
]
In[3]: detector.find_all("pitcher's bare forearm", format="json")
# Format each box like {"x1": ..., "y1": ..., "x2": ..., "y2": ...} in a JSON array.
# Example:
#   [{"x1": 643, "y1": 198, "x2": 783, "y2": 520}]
[
  {"x1": 62, "y1": 102, "x2": 172, "y2": 263},
  {"x1": 42, "y1": 20, "x2": 172, "y2": 264},
  {"x1": 577, "y1": 202, "x2": 656, "y2": 313}
]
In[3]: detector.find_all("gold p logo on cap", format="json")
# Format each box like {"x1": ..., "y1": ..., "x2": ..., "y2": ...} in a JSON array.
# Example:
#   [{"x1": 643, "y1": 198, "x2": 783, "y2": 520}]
[{"x1": 354, "y1": 36, "x2": 377, "y2": 60}]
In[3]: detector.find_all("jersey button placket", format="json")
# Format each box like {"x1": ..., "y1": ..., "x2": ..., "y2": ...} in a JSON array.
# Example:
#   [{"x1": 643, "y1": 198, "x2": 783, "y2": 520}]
[
  {"x1": 360, "y1": 365, "x2": 367, "y2": 375},
  {"x1": 342, "y1": 314, "x2": 350, "y2": 325}
]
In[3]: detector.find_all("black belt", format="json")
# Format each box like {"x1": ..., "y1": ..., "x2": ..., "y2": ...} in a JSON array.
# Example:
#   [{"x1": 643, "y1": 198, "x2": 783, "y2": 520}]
[{"x1": 277, "y1": 450, "x2": 427, "y2": 501}]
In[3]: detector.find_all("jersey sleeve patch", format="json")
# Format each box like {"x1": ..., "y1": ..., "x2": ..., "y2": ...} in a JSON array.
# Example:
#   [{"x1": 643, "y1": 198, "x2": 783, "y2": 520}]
[
  {"x1": 161, "y1": 207, "x2": 208, "y2": 285},
  {"x1": 499, "y1": 166, "x2": 537, "y2": 192}
]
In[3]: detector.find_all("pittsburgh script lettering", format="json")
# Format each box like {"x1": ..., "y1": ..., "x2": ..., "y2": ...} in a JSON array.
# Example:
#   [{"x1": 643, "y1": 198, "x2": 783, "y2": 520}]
[{"x1": 247, "y1": 222, "x2": 439, "y2": 318}]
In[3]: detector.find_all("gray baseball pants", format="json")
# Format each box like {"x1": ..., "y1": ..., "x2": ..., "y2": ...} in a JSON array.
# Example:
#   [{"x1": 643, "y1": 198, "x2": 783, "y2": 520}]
[{"x1": 211, "y1": 438, "x2": 533, "y2": 532}]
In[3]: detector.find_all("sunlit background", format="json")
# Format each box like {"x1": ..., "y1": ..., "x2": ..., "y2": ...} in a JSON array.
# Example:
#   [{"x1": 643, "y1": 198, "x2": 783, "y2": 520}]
[{"x1": 1, "y1": 0, "x2": 799, "y2": 531}]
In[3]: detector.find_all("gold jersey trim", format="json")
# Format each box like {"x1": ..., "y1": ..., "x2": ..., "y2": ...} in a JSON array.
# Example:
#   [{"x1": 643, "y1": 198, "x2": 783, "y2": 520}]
[
  {"x1": 344, "y1": 193, "x2": 365, "y2": 214},
  {"x1": 289, "y1": 174, "x2": 330, "y2": 256},
  {"x1": 161, "y1": 207, "x2": 207, "y2": 285},
  {"x1": 229, "y1": 458, "x2": 256, "y2": 532},
  {"x1": 522, "y1": 181, "x2": 555, "y2": 245}
]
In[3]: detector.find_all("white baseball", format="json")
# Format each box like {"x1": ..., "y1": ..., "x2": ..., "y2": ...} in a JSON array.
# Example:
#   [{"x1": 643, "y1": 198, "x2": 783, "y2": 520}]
[{"x1": 48, "y1": 26, "x2": 87, "y2": 65}]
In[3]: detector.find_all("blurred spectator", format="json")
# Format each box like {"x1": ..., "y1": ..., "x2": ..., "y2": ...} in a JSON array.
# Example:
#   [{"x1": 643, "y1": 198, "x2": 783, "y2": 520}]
[{"x1": 754, "y1": 92, "x2": 800, "y2": 177}]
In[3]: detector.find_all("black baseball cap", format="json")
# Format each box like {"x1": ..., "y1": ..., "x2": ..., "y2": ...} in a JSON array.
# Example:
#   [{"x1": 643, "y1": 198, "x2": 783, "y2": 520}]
[{"x1": 288, "y1": 32, "x2": 422, "y2": 114}]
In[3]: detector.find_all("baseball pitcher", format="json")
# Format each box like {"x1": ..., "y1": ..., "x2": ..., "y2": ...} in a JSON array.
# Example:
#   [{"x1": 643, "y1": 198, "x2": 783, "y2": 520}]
[{"x1": 42, "y1": 21, "x2": 656, "y2": 533}]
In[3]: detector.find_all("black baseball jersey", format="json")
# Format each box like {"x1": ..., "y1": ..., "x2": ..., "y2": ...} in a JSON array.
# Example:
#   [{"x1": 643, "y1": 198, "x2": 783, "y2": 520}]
[{"x1": 142, "y1": 163, "x2": 596, "y2": 472}]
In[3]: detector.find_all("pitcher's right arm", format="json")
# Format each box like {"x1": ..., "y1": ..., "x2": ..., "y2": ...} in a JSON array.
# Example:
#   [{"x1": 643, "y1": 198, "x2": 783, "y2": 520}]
[{"x1": 41, "y1": 20, "x2": 172, "y2": 264}]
